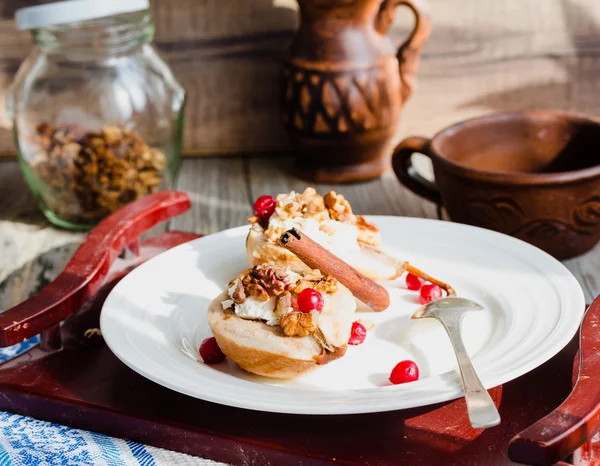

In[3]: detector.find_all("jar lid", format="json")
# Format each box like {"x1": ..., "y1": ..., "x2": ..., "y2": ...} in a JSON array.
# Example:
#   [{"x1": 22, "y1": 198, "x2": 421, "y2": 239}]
[{"x1": 15, "y1": 0, "x2": 149, "y2": 30}]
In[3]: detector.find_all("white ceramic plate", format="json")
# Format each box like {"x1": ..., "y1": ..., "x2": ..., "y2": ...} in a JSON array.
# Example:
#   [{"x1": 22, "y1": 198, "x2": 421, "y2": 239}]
[{"x1": 100, "y1": 217, "x2": 585, "y2": 415}]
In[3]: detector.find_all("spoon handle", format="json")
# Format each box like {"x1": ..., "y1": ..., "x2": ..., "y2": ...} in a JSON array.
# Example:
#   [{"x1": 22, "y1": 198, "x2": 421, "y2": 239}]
[{"x1": 439, "y1": 316, "x2": 501, "y2": 429}]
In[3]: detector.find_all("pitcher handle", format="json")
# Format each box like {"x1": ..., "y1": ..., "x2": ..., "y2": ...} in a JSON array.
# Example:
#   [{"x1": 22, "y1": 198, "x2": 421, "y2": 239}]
[{"x1": 376, "y1": 0, "x2": 431, "y2": 102}]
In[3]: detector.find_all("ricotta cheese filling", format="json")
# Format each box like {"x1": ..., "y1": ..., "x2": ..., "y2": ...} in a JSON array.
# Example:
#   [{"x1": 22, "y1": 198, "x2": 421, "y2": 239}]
[{"x1": 222, "y1": 276, "x2": 296, "y2": 326}]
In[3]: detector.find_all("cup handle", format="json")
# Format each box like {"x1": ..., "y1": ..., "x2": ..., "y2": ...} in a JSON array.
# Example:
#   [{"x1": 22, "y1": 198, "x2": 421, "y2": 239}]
[
  {"x1": 391, "y1": 136, "x2": 441, "y2": 205},
  {"x1": 376, "y1": 0, "x2": 431, "y2": 102}
]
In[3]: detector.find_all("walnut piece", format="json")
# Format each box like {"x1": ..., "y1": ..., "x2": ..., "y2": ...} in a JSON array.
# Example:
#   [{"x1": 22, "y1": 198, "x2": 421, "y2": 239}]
[
  {"x1": 294, "y1": 270, "x2": 338, "y2": 294},
  {"x1": 273, "y1": 188, "x2": 329, "y2": 222},
  {"x1": 245, "y1": 283, "x2": 269, "y2": 302},
  {"x1": 324, "y1": 191, "x2": 355, "y2": 223},
  {"x1": 313, "y1": 275, "x2": 338, "y2": 294},
  {"x1": 250, "y1": 264, "x2": 291, "y2": 296},
  {"x1": 280, "y1": 312, "x2": 316, "y2": 337},
  {"x1": 231, "y1": 279, "x2": 246, "y2": 304},
  {"x1": 293, "y1": 279, "x2": 312, "y2": 294}
]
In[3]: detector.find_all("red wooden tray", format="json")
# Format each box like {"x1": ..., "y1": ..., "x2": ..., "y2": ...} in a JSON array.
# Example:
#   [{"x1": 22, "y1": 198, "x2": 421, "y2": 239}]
[{"x1": 0, "y1": 191, "x2": 598, "y2": 466}]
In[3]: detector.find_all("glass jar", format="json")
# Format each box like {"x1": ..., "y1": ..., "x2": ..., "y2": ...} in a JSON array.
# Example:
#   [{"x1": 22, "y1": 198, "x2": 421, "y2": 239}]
[{"x1": 7, "y1": 1, "x2": 185, "y2": 230}]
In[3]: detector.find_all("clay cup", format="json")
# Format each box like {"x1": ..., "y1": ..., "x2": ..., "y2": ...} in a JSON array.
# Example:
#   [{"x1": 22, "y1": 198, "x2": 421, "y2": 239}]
[{"x1": 392, "y1": 110, "x2": 600, "y2": 260}]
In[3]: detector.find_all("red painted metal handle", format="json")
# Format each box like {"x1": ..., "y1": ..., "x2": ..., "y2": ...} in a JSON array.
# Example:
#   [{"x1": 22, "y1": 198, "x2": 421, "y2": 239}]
[
  {"x1": 508, "y1": 298, "x2": 600, "y2": 465},
  {"x1": 0, "y1": 191, "x2": 191, "y2": 347}
]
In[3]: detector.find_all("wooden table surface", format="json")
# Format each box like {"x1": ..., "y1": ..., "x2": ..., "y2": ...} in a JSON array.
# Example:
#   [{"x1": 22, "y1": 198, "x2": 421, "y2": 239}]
[{"x1": 1, "y1": 156, "x2": 599, "y2": 311}]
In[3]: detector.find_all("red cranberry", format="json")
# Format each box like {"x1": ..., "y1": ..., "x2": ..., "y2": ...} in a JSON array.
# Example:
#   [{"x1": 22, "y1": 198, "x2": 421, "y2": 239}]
[
  {"x1": 389, "y1": 360, "x2": 419, "y2": 385},
  {"x1": 199, "y1": 337, "x2": 225, "y2": 364},
  {"x1": 348, "y1": 321, "x2": 367, "y2": 345},
  {"x1": 406, "y1": 272, "x2": 425, "y2": 291},
  {"x1": 420, "y1": 284, "x2": 442, "y2": 304},
  {"x1": 297, "y1": 288, "x2": 324, "y2": 313},
  {"x1": 253, "y1": 195, "x2": 276, "y2": 219}
]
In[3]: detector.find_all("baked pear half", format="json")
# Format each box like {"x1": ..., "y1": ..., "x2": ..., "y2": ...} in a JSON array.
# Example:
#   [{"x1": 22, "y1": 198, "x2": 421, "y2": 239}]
[
  {"x1": 247, "y1": 188, "x2": 456, "y2": 298},
  {"x1": 208, "y1": 264, "x2": 356, "y2": 379},
  {"x1": 247, "y1": 188, "x2": 400, "y2": 282}
]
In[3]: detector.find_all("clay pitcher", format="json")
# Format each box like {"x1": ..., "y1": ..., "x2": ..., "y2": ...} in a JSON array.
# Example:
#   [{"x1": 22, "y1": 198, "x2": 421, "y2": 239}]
[{"x1": 282, "y1": 0, "x2": 431, "y2": 183}]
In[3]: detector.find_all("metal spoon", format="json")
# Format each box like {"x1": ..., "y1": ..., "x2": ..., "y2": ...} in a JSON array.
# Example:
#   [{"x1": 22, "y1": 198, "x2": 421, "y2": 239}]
[{"x1": 412, "y1": 297, "x2": 501, "y2": 429}]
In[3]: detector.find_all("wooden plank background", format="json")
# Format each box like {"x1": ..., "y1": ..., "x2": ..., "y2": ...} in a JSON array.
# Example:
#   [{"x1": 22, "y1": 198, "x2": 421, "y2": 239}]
[{"x1": 0, "y1": 0, "x2": 599, "y2": 158}]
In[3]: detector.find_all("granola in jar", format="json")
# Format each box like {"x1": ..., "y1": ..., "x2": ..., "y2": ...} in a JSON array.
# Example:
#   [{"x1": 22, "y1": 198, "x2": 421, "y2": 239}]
[
  {"x1": 8, "y1": 5, "x2": 185, "y2": 229},
  {"x1": 28, "y1": 123, "x2": 168, "y2": 226}
]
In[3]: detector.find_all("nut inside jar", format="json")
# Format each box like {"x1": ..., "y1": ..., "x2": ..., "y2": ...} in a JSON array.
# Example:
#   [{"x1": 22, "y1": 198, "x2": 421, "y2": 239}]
[{"x1": 28, "y1": 123, "x2": 167, "y2": 226}]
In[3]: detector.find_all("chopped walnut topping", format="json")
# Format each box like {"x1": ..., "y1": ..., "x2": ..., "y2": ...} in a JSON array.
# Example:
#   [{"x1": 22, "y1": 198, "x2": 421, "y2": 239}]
[
  {"x1": 230, "y1": 265, "x2": 295, "y2": 304},
  {"x1": 241, "y1": 274, "x2": 268, "y2": 300},
  {"x1": 263, "y1": 188, "x2": 381, "y2": 244},
  {"x1": 324, "y1": 191, "x2": 355, "y2": 223},
  {"x1": 293, "y1": 270, "x2": 338, "y2": 294},
  {"x1": 304, "y1": 195, "x2": 325, "y2": 216},
  {"x1": 280, "y1": 312, "x2": 316, "y2": 337},
  {"x1": 293, "y1": 279, "x2": 312, "y2": 294},
  {"x1": 231, "y1": 279, "x2": 246, "y2": 304},
  {"x1": 273, "y1": 188, "x2": 330, "y2": 222},
  {"x1": 249, "y1": 264, "x2": 291, "y2": 296},
  {"x1": 313, "y1": 275, "x2": 338, "y2": 294},
  {"x1": 245, "y1": 283, "x2": 269, "y2": 301}
]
